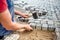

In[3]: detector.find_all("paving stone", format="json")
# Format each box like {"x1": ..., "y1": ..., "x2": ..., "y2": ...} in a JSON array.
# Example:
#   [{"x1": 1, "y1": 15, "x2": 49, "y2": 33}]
[
  {"x1": 55, "y1": 28, "x2": 60, "y2": 40},
  {"x1": 36, "y1": 24, "x2": 41, "y2": 30},
  {"x1": 4, "y1": 33, "x2": 20, "y2": 40},
  {"x1": 42, "y1": 24, "x2": 48, "y2": 30},
  {"x1": 34, "y1": 20, "x2": 41, "y2": 24},
  {"x1": 41, "y1": 20, "x2": 47, "y2": 24},
  {"x1": 48, "y1": 27, "x2": 55, "y2": 32},
  {"x1": 48, "y1": 21, "x2": 54, "y2": 24},
  {"x1": 30, "y1": 23, "x2": 36, "y2": 29},
  {"x1": 28, "y1": 19, "x2": 35, "y2": 23}
]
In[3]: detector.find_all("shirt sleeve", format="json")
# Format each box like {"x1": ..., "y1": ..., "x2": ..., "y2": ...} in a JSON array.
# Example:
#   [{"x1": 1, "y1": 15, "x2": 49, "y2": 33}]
[{"x1": 0, "y1": 0, "x2": 8, "y2": 13}]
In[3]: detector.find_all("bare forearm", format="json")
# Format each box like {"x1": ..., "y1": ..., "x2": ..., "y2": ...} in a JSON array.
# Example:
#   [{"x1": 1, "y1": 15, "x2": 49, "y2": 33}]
[
  {"x1": 7, "y1": 22, "x2": 24, "y2": 30},
  {"x1": 14, "y1": 9, "x2": 22, "y2": 15},
  {"x1": 0, "y1": 9, "x2": 24, "y2": 30},
  {"x1": 0, "y1": 9, "x2": 12, "y2": 29}
]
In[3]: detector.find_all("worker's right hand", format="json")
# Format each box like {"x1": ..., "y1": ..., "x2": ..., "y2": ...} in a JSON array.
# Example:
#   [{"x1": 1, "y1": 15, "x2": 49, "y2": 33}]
[{"x1": 24, "y1": 24, "x2": 33, "y2": 31}]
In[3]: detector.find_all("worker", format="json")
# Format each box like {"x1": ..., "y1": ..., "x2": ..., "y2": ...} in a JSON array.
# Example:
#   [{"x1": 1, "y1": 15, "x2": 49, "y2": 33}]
[{"x1": 0, "y1": 0, "x2": 33, "y2": 40}]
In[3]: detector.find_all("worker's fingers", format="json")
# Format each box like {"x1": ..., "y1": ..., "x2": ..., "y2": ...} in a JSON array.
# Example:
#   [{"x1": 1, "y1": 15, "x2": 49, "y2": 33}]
[{"x1": 24, "y1": 24, "x2": 33, "y2": 31}]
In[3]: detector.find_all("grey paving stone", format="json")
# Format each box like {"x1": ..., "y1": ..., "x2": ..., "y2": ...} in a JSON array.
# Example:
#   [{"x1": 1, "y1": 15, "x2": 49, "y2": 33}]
[
  {"x1": 30, "y1": 23, "x2": 36, "y2": 29},
  {"x1": 41, "y1": 21, "x2": 46, "y2": 24},
  {"x1": 36, "y1": 24, "x2": 41, "y2": 30},
  {"x1": 48, "y1": 21, "x2": 54, "y2": 24},
  {"x1": 48, "y1": 27, "x2": 55, "y2": 32},
  {"x1": 55, "y1": 28, "x2": 60, "y2": 40},
  {"x1": 34, "y1": 20, "x2": 41, "y2": 24},
  {"x1": 42, "y1": 24, "x2": 48, "y2": 30}
]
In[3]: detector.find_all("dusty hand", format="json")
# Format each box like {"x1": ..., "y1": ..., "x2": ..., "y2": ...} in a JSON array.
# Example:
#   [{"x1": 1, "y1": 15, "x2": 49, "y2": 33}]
[
  {"x1": 24, "y1": 24, "x2": 33, "y2": 31},
  {"x1": 20, "y1": 13, "x2": 32, "y2": 18},
  {"x1": 17, "y1": 24, "x2": 33, "y2": 31}
]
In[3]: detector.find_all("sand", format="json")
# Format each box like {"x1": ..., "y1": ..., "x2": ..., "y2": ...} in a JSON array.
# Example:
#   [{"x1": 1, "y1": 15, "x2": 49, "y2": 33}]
[{"x1": 18, "y1": 29, "x2": 56, "y2": 40}]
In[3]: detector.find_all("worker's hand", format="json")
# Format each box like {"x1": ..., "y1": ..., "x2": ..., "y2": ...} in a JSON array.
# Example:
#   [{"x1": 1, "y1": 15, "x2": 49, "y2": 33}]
[
  {"x1": 16, "y1": 23, "x2": 33, "y2": 32},
  {"x1": 23, "y1": 24, "x2": 33, "y2": 31},
  {"x1": 14, "y1": 10, "x2": 32, "y2": 18},
  {"x1": 20, "y1": 13, "x2": 32, "y2": 18},
  {"x1": 16, "y1": 24, "x2": 33, "y2": 32},
  {"x1": 16, "y1": 23, "x2": 33, "y2": 31}
]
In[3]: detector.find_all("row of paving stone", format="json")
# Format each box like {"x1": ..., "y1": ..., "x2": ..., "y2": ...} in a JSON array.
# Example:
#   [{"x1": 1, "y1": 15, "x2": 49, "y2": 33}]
[{"x1": 28, "y1": 18, "x2": 59, "y2": 29}]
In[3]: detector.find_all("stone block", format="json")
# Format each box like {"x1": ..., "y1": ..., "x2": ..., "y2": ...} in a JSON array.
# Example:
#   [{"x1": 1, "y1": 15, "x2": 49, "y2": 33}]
[
  {"x1": 42, "y1": 24, "x2": 48, "y2": 30},
  {"x1": 30, "y1": 23, "x2": 36, "y2": 29}
]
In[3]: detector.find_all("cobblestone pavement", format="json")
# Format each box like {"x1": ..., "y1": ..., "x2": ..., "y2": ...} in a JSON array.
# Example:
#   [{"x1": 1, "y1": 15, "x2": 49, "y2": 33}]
[
  {"x1": 14, "y1": 0, "x2": 60, "y2": 40},
  {"x1": 14, "y1": 0, "x2": 60, "y2": 21}
]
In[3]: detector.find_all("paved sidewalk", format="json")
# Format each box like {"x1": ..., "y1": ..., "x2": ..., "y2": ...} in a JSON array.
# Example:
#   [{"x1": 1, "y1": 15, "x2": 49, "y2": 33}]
[{"x1": 14, "y1": 0, "x2": 60, "y2": 40}]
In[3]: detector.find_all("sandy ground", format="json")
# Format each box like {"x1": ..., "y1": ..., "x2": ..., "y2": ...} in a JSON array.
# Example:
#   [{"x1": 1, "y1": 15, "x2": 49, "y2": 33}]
[{"x1": 17, "y1": 29, "x2": 56, "y2": 40}]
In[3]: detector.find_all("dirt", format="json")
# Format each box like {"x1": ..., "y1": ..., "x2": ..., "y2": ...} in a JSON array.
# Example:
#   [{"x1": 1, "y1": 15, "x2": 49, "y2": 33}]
[{"x1": 18, "y1": 29, "x2": 56, "y2": 40}]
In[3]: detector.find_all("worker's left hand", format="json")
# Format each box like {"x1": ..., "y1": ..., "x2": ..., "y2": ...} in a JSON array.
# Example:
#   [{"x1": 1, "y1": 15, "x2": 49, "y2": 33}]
[
  {"x1": 15, "y1": 10, "x2": 32, "y2": 18},
  {"x1": 20, "y1": 13, "x2": 32, "y2": 18}
]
